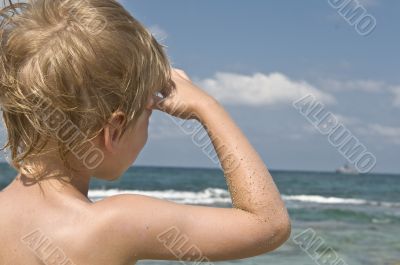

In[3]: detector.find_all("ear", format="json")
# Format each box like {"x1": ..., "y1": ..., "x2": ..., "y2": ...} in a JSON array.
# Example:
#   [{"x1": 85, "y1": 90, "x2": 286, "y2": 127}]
[{"x1": 103, "y1": 111, "x2": 126, "y2": 154}]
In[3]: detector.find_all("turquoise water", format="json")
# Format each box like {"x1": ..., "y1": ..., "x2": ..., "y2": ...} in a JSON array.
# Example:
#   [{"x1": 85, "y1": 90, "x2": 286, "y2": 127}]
[{"x1": 1, "y1": 163, "x2": 399, "y2": 264}]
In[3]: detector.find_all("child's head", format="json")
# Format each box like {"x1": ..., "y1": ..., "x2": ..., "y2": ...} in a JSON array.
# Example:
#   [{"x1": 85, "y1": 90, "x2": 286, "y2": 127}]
[{"x1": 0, "y1": 0, "x2": 172, "y2": 179}]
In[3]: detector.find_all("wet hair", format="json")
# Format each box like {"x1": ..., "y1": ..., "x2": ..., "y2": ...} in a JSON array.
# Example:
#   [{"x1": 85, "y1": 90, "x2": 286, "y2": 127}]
[{"x1": 0, "y1": 0, "x2": 172, "y2": 171}]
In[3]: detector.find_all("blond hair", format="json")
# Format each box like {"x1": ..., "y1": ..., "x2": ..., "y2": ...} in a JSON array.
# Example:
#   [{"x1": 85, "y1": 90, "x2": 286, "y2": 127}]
[{"x1": 0, "y1": 0, "x2": 172, "y2": 171}]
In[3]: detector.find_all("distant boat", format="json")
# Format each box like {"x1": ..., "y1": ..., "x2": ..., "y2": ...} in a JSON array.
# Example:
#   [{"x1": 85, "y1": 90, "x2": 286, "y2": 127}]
[{"x1": 336, "y1": 164, "x2": 359, "y2": 175}]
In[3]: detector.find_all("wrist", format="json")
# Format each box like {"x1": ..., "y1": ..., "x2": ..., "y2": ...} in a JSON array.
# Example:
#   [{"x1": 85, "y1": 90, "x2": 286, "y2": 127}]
[{"x1": 194, "y1": 97, "x2": 223, "y2": 123}]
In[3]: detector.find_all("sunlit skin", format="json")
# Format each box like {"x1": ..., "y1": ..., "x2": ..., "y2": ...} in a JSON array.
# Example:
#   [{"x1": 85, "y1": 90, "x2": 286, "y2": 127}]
[{"x1": 0, "y1": 69, "x2": 291, "y2": 265}]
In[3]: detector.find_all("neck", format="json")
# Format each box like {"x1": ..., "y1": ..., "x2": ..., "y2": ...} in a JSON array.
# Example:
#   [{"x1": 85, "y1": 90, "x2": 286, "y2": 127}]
[{"x1": 14, "y1": 155, "x2": 92, "y2": 199}]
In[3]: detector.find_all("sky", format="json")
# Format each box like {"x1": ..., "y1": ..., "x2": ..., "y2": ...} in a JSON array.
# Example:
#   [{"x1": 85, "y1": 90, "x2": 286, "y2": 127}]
[
  {"x1": 1, "y1": 0, "x2": 399, "y2": 174},
  {"x1": 120, "y1": 0, "x2": 399, "y2": 174}
]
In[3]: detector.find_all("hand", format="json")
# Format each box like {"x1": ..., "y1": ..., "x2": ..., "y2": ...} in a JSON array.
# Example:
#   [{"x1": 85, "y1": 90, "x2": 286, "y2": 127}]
[{"x1": 153, "y1": 68, "x2": 218, "y2": 120}]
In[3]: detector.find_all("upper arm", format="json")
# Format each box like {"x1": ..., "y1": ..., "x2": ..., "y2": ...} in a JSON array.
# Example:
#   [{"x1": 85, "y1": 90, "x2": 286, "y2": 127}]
[{"x1": 93, "y1": 194, "x2": 290, "y2": 262}]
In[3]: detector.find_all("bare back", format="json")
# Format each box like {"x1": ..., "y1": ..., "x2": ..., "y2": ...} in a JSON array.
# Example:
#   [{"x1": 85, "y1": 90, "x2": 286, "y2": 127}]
[{"x1": 0, "y1": 181, "x2": 132, "y2": 265}]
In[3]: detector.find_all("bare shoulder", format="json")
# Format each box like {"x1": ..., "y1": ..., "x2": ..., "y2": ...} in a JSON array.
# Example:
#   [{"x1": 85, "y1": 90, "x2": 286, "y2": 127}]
[
  {"x1": 89, "y1": 194, "x2": 181, "y2": 238},
  {"x1": 88, "y1": 194, "x2": 203, "y2": 261},
  {"x1": 87, "y1": 193, "x2": 291, "y2": 262},
  {"x1": 86, "y1": 194, "x2": 171, "y2": 262}
]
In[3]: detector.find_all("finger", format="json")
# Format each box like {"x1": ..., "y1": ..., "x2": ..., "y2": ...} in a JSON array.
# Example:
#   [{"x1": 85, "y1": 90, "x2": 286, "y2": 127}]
[
  {"x1": 152, "y1": 95, "x2": 164, "y2": 111},
  {"x1": 152, "y1": 94, "x2": 171, "y2": 112}
]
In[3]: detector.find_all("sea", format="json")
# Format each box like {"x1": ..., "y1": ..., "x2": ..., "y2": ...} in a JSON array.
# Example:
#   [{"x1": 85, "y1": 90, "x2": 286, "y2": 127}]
[{"x1": 0, "y1": 163, "x2": 399, "y2": 265}]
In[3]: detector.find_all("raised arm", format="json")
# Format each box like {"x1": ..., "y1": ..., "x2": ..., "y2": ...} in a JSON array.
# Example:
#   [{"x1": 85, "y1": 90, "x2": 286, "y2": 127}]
[{"x1": 93, "y1": 69, "x2": 291, "y2": 263}]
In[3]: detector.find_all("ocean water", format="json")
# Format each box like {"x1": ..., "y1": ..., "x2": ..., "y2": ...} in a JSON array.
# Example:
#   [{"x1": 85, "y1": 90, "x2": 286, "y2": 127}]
[{"x1": 0, "y1": 163, "x2": 399, "y2": 265}]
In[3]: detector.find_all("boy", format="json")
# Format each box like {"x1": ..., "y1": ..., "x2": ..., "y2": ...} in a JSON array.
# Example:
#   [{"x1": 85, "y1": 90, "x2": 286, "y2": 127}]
[{"x1": 0, "y1": 0, "x2": 290, "y2": 264}]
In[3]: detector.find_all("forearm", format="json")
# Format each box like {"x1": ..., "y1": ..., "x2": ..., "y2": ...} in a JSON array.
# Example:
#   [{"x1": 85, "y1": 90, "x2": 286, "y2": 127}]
[
  {"x1": 197, "y1": 100, "x2": 288, "y2": 219},
  {"x1": 150, "y1": 69, "x2": 290, "y2": 256}
]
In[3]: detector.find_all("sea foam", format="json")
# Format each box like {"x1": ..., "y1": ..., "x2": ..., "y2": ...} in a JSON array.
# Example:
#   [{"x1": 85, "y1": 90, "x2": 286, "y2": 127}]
[{"x1": 88, "y1": 188, "x2": 400, "y2": 208}]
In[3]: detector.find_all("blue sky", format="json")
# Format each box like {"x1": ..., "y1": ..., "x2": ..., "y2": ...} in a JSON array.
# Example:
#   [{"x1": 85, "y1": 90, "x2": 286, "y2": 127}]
[
  {"x1": 121, "y1": 0, "x2": 399, "y2": 174},
  {"x1": 1, "y1": 0, "x2": 398, "y2": 174}
]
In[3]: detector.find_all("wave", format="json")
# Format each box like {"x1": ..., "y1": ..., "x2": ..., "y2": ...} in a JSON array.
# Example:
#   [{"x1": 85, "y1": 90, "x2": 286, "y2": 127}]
[
  {"x1": 283, "y1": 195, "x2": 400, "y2": 208},
  {"x1": 282, "y1": 195, "x2": 367, "y2": 205},
  {"x1": 89, "y1": 188, "x2": 232, "y2": 205},
  {"x1": 88, "y1": 188, "x2": 400, "y2": 208}
]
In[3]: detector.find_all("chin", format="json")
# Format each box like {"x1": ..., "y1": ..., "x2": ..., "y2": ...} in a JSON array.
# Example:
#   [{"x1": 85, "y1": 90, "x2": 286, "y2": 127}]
[
  {"x1": 109, "y1": 164, "x2": 134, "y2": 181},
  {"x1": 92, "y1": 155, "x2": 138, "y2": 181}
]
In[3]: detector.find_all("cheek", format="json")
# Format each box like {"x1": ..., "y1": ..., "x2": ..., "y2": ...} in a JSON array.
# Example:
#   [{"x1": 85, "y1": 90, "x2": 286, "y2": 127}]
[
  {"x1": 134, "y1": 113, "x2": 150, "y2": 143},
  {"x1": 126, "y1": 113, "x2": 150, "y2": 154}
]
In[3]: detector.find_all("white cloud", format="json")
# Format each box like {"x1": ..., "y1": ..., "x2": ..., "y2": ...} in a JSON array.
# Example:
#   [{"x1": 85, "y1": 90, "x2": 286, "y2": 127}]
[
  {"x1": 321, "y1": 80, "x2": 400, "y2": 107},
  {"x1": 369, "y1": 124, "x2": 400, "y2": 144},
  {"x1": 356, "y1": 123, "x2": 400, "y2": 145},
  {"x1": 391, "y1": 87, "x2": 400, "y2": 107},
  {"x1": 334, "y1": 114, "x2": 361, "y2": 126},
  {"x1": 197, "y1": 72, "x2": 336, "y2": 106},
  {"x1": 321, "y1": 79, "x2": 385, "y2": 92}
]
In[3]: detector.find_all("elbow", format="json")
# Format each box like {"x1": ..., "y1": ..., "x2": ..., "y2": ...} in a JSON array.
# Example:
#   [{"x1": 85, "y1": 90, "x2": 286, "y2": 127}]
[
  {"x1": 256, "y1": 211, "x2": 292, "y2": 253},
  {"x1": 273, "y1": 215, "x2": 291, "y2": 246}
]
